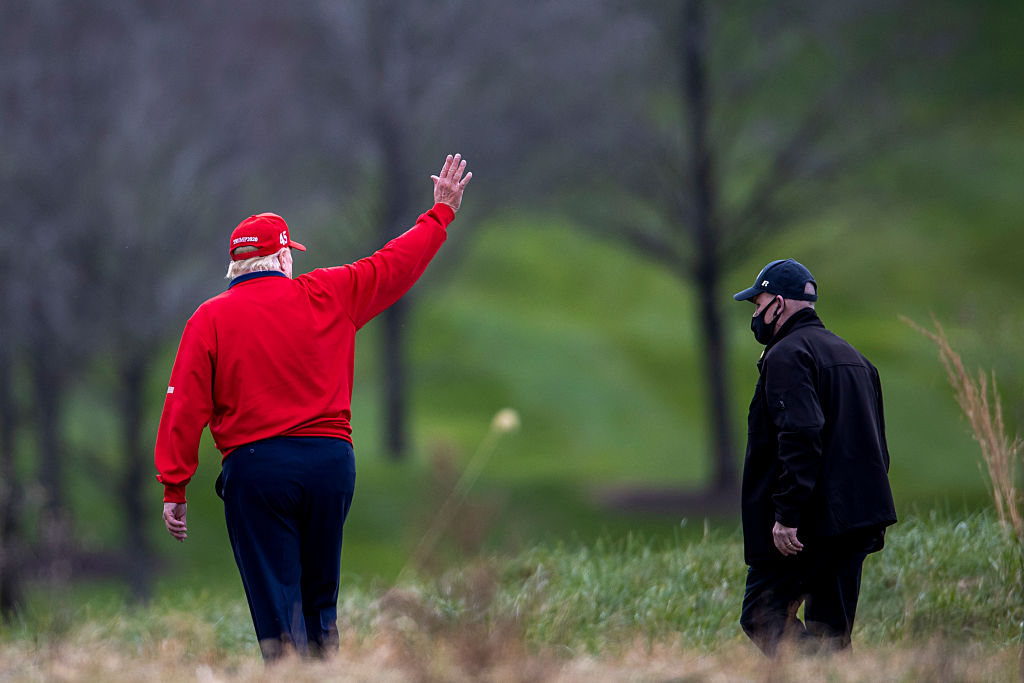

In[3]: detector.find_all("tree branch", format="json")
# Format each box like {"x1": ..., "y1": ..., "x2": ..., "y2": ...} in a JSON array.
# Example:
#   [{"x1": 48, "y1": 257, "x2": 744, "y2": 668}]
[{"x1": 722, "y1": 91, "x2": 834, "y2": 255}]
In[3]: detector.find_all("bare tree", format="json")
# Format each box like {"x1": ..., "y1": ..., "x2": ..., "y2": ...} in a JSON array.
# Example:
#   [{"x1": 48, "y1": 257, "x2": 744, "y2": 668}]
[
  {"x1": 82, "y1": 1, "x2": 329, "y2": 598},
  {"x1": 0, "y1": 0, "x2": 126, "y2": 583},
  {"x1": 0, "y1": 252, "x2": 27, "y2": 617},
  {"x1": 575, "y1": 0, "x2": 947, "y2": 501},
  {"x1": 0, "y1": 0, "x2": 319, "y2": 601},
  {"x1": 305, "y1": 0, "x2": 655, "y2": 460}
]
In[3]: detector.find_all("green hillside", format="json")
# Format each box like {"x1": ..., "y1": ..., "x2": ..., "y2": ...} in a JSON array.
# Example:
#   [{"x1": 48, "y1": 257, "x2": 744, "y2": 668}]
[
  {"x1": 159, "y1": 156, "x2": 1018, "y2": 592},
  {"x1": 50, "y1": 0, "x2": 1023, "y2": 597}
]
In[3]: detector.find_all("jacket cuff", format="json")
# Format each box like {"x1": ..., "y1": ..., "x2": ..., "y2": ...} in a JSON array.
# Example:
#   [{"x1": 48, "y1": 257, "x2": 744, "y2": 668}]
[
  {"x1": 163, "y1": 483, "x2": 187, "y2": 504},
  {"x1": 431, "y1": 202, "x2": 456, "y2": 226},
  {"x1": 775, "y1": 510, "x2": 800, "y2": 529}
]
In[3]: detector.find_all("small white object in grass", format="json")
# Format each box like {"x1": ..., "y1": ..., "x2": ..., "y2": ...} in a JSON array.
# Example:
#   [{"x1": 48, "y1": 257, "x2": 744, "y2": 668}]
[{"x1": 491, "y1": 408, "x2": 521, "y2": 434}]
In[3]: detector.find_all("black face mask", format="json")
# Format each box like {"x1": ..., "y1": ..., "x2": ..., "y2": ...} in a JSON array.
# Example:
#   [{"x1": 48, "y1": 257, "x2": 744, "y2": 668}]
[{"x1": 751, "y1": 297, "x2": 783, "y2": 345}]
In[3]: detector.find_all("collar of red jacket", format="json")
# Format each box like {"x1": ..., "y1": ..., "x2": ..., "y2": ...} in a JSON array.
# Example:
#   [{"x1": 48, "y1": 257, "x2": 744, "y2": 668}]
[{"x1": 228, "y1": 271, "x2": 288, "y2": 289}]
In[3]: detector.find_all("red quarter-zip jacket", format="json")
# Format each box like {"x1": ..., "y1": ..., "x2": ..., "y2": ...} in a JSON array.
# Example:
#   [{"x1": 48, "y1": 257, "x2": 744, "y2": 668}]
[{"x1": 154, "y1": 203, "x2": 454, "y2": 503}]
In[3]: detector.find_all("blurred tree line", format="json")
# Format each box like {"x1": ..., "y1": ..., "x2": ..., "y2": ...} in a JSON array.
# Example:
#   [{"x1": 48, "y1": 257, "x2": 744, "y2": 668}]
[{"x1": 0, "y1": 0, "x2": 957, "y2": 613}]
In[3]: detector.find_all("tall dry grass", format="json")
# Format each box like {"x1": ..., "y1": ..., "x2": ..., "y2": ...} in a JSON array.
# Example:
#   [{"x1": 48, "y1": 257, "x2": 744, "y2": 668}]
[
  {"x1": 405, "y1": 408, "x2": 520, "y2": 575},
  {"x1": 2, "y1": 624, "x2": 1018, "y2": 682},
  {"x1": 905, "y1": 315, "x2": 1023, "y2": 543}
]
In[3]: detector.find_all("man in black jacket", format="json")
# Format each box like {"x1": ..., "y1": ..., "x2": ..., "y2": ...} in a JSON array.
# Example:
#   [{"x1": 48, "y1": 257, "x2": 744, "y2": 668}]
[{"x1": 734, "y1": 259, "x2": 896, "y2": 655}]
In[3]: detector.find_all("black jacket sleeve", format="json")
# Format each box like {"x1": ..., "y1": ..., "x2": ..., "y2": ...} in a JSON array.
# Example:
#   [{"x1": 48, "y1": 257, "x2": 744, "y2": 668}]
[{"x1": 764, "y1": 346, "x2": 825, "y2": 528}]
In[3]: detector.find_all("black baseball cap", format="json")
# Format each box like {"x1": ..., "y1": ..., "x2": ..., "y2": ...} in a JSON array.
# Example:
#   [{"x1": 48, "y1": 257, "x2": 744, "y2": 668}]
[{"x1": 733, "y1": 259, "x2": 817, "y2": 302}]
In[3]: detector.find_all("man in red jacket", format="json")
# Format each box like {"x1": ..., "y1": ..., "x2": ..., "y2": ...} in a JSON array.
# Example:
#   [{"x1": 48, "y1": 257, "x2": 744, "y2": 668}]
[{"x1": 155, "y1": 154, "x2": 472, "y2": 659}]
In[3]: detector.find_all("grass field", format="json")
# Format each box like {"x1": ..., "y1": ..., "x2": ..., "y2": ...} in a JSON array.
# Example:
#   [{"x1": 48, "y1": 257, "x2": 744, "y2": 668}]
[
  {"x1": 37, "y1": 61, "x2": 1019, "y2": 593},
  {"x1": 3, "y1": 511, "x2": 1020, "y2": 681},
  {"x1": 7, "y1": 5, "x2": 1021, "y2": 677},
  {"x1": 62, "y1": 172, "x2": 1020, "y2": 591}
]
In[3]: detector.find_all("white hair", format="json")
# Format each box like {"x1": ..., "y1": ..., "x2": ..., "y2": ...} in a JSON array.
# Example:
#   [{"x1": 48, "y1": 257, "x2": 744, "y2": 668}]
[{"x1": 225, "y1": 247, "x2": 288, "y2": 279}]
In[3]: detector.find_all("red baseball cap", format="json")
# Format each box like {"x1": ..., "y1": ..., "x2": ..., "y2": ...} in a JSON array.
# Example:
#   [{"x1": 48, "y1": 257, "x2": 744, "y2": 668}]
[{"x1": 228, "y1": 212, "x2": 307, "y2": 261}]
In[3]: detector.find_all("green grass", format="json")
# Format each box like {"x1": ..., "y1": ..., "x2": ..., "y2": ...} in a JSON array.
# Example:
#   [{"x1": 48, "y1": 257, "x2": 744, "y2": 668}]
[
  {"x1": 473, "y1": 510, "x2": 1021, "y2": 654},
  {"x1": 62, "y1": 183, "x2": 1015, "y2": 592},
  {"x1": 31, "y1": 0, "x2": 1024, "y2": 604},
  {"x1": 3, "y1": 511, "x2": 1020, "y2": 680}
]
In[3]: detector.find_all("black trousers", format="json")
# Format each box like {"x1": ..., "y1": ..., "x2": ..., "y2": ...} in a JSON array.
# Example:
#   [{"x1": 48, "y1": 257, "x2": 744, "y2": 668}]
[
  {"x1": 740, "y1": 529, "x2": 883, "y2": 656},
  {"x1": 218, "y1": 436, "x2": 356, "y2": 660}
]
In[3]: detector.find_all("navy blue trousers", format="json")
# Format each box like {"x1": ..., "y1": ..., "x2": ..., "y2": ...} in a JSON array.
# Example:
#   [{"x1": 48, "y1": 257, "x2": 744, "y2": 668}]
[
  {"x1": 740, "y1": 529, "x2": 883, "y2": 656},
  {"x1": 218, "y1": 437, "x2": 356, "y2": 660}
]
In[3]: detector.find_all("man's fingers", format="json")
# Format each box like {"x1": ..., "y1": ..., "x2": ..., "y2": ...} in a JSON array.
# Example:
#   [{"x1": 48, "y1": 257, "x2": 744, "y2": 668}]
[
  {"x1": 445, "y1": 154, "x2": 463, "y2": 181},
  {"x1": 163, "y1": 511, "x2": 186, "y2": 525},
  {"x1": 162, "y1": 503, "x2": 188, "y2": 542},
  {"x1": 432, "y1": 154, "x2": 470, "y2": 213},
  {"x1": 440, "y1": 154, "x2": 458, "y2": 181},
  {"x1": 436, "y1": 154, "x2": 468, "y2": 182},
  {"x1": 163, "y1": 513, "x2": 187, "y2": 531},
  {"x1": 775, "y1": 538, "x2": 802, "y2": 555},
  {"x1": 165, "y1": 523, "x2": 187, "y2": 541}
]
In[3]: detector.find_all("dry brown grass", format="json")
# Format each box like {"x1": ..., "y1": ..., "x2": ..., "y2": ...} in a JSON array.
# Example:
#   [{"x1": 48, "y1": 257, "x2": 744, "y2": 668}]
[
  {"x1": 905, "y1": 315, "x2": 1024, "y2": 544},
  {"x1": 1, "y1": 633, "x2": 1018, "y2": 682},
  {"x1": 5, "y1": 553, "x2": 1020, "y2": 683}
]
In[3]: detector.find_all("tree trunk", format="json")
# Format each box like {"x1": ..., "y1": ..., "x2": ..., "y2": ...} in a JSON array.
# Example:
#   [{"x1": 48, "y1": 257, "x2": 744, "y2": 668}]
[
  {"x1": 381, "y1": 298, "x2": 408, "y2": 460},
  {"x1": 0, "y1": 339, "x2": 25, "y2": 619},
  {"x1": 682, "y1": 0, "x2": 737, "y2": 495},
  {"x1": 376, "y1": 113, "x2": 414, "y2": 462},
  {"x1": 118, "y1": 353, "x2": 152, "y2": 601},
  {"x1": 29, "y1": 325, "x2": 68, "y2": 549}
]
